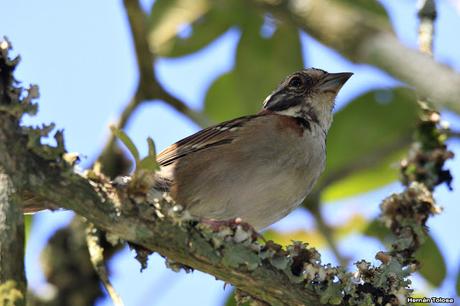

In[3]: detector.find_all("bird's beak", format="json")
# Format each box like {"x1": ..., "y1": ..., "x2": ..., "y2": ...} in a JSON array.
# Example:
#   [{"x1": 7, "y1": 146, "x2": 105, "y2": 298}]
[{"x1": 318, "y1": 72, "x2": 353, "y2": 93}]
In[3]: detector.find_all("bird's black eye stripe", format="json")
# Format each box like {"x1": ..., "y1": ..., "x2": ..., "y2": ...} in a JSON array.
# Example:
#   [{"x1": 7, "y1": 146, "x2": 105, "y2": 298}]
[
  {"x1": 289, "y1": 76, "x2": 302, "y2": 88},
  {"x1": 265, "y1": 96, "x2": 302, "y2": 112}
]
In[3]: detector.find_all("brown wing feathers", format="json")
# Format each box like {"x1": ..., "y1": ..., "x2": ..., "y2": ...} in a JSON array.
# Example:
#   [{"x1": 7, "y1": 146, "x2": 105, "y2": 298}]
[{"x1": 156, "y1": 115, "x2": 257, "y2": 167}]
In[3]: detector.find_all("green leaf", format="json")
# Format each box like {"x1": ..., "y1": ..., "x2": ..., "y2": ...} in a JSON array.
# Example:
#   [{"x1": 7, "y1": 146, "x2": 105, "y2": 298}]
[
  {"x1": 364, "y1": 220, "x2": 446, "y2": 287},
  {"x1": 138, "y1": 137, "x2": 160, "y2": 171},
  {"x1": 25, "y1": 215, "x2": 33, "y2": 244},
  {"x1": 147, "y1": 137, "x2": 157, "y2": 157},
  {"x1": 203, "y1": 72, "x2": 246, "y2": 122},
  {"x1": 456, "y1": 265, "x2": 460, "y2": 296},
  {"x1": 224, "y1": 290, "x2": 237, "y2": 306},
  {"x1": 331, "y1": 0, "x2": 391, "y2": 25},
  {"x1": 111, "y1": 126, "x2": 140, "y2": 164},
  {"x1": 264, "y1": 229, "x2": 325, "y2": 248},
  {"x1": 148, "y1": 0, "x2": 210, "y2": 56},
  {"x1": 136, "y1": 137, "x2": 160, "y2": 171},
  {"x1": 363, "y1": 219, "x2": 390, "y2": 242},
  {"x1": 138, "y1": 157, "x2": 159, "y2": 171},
  {"x1": 263, "y1": 214, "x2": 368, "y2": 249},
  {"x1": 320, "y1": 88, "x2": 419, "y2": 202},
  {"x1": 148, "y1": 0, "x2": 260, "y2": 57},
  {"x1": 148, "y1": 0, "x2": 230, "y2": 57},
  {"x1": 147, "y1": 137, "x2": 160, "y2": 171},
  {"x1": 414, "y1": 234, "x2": 446, "y2": 287},
  {"x1": 223, "y1": 290, "x2": 253, "y2": 306},
  {"x1": 205, "y1": 14, "x2": 303, "y2": 121},
  {"x1": 322, "y1": 150, "x2": 406, "y2": 201}
]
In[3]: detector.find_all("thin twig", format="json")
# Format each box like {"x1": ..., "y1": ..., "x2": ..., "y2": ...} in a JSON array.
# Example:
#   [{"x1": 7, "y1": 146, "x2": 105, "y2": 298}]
[
  {"x1": 417, "y1": 0, "x2": 436, "y2": 109},
  {"x1": 86, "y1": 224, "x2": 125, "y2": 306},
  {"x1": 123, "y1": 0, "x2": 210, "y2": 128},
  {"x1": 417, "y1": 0, "x2": 436, "y2": 56},
  {"x1": 156, "y1": 86, "x2": 212, "y2": 127},
  {"x1": 96, "y1": 0, "x2": 211, "y2": 173}
]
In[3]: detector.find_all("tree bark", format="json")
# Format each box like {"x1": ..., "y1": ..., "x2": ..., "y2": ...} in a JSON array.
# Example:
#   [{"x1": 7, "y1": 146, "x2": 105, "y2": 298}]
[{"x1": 0, "y1": 170, "x2": 26, "y2": 306}]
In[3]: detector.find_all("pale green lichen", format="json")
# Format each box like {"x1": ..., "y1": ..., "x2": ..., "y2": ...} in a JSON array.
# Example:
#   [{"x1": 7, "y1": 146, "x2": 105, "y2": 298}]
[
  {"x1": 222, "y1": 243, "x2": 261, "y2": 270},
  {"x1": 0, "y1": 281, "x2": 25, "y2": 306},
  {"x1": 1, "y1": 39, "x2": 67, "y2": 164},
  {"x1": 0, "y1": 84, "x2": 38, "y2": 118},
  {"x1": 380, "y1": 182, "x2": 441, "y2": 265},
  {"x1": 21, "y1": 125, "x2": 66, "y2": 161},
  {"x1": 400, "y1": 108, "x2": 453, "y2": 190},
  {"x1": 136, "y1": 188, "x2": 419, "y2": 305}
]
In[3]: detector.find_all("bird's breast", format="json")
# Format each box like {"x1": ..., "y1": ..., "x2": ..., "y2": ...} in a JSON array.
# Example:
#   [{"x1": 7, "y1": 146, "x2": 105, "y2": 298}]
[{"x1": 157, "y1": 115, "x2": 327, "y2": 230}]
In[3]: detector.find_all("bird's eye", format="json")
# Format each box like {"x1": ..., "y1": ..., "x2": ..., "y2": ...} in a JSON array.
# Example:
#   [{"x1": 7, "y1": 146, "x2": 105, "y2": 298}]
[{"x1": 289, "y1": 76, "x2": 303, "y2": 88}]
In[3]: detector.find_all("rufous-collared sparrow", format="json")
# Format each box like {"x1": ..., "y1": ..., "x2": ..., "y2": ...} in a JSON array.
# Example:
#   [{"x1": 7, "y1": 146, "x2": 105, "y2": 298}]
[{"x1": 153, "y1": 68, "x2": 352, "y2": 230}]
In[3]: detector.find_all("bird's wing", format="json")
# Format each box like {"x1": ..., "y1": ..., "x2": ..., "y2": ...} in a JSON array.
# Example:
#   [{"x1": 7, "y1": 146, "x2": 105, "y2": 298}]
[{"x1": 157, "y1": 115, "x2": 258, "y2": 167}]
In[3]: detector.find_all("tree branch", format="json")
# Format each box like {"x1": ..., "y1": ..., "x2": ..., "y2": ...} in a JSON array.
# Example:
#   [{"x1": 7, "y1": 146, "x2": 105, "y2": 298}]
[
  {"x1": 122, "y1": 0, "x2": 210, "y2": 128},
  {"x1": 0, "y1": 40, "x2": 27, "y2": 306},
  {"x1": 86, "y1": 223, "x2": 125, "y2": 306},
  {"x1": 10, "y1": 154, "x2": 327, "y2": 304},
  {"x1": 0, "y1": 171, "x2": 26, "y2": 306},
  {"x1": 97, "y1": 0, "x2": 210, "y2": 176},
  {"x1": 256, "y1": 0, "x2": 460, "y2": 114}
]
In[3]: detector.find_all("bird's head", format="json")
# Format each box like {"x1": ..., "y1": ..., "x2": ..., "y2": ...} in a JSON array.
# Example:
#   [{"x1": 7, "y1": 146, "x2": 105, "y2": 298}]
[{"x1": 262, "y1": 68, "x2": 353, "y2": 132}]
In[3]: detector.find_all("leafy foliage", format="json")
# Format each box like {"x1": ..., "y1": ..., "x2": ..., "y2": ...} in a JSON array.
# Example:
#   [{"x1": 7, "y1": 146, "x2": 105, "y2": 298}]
[
  {"x1": 321, "y1": 88, "x2": 419, "y2": 201},
  {"x1": 205, "y1": 14, "x2": 303, "y2": 121},
  {"x1": 111, "y1": 127, "x2": 160, "y2": 172},
  {"x1": 332, "y1": 0, "x2": 391, "y2": 21},
  {"x1": 148, "y1": 0, "x2": 256, "y2": 57}
]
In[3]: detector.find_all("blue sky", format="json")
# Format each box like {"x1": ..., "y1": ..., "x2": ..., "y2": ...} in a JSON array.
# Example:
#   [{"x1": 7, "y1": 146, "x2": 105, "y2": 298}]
[{"x1": 1, "y1": 0, "x2": 460, "y2": 305}]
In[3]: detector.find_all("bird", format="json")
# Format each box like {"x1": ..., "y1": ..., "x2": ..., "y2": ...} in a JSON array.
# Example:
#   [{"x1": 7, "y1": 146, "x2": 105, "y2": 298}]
[{"x1": 152, "y1": 68, "x2": 352, "y2": 230}]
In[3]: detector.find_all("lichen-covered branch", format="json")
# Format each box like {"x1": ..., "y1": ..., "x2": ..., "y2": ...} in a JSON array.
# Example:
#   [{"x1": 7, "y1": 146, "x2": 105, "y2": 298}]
[
  {"x1": 256, "y1": 0, "x2": 460, "y2": 114},
  {"x1": 86, "y1": 223, "x2": 125, "y2": 306},
  {"x1": 122, "y1": 0, "x2": 210, "y2": 128},
  {"x1": 0, "y1": 40, "x2": 27, "y2": 306},
  {"x1": 0, "y1": 172, "x2": 26, "y2": 306},
  {"x1": 369, "y1": 0, "x2": 453, "y2": 298}
]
